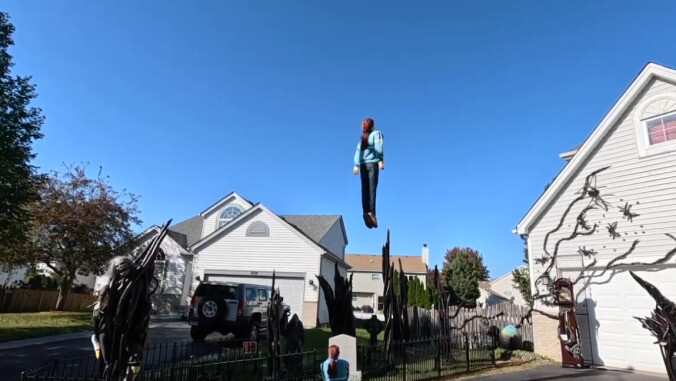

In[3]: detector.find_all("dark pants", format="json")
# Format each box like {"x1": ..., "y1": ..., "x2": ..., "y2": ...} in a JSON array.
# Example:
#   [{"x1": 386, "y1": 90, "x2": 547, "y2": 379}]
[{"x1": 360, "y1": 162, "x2": 379, "y2": 215}]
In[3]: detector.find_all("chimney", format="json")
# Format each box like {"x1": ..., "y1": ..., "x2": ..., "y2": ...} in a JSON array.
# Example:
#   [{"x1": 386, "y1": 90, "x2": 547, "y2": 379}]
[{"x1": 422, "y1": 244, "x2": 429, "y2": 266}]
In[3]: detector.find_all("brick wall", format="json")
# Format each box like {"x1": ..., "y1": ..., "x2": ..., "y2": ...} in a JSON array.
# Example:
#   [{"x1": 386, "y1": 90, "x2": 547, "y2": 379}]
[{"x1": 532, "y1": 313, "x2": 562, "y2": 362}]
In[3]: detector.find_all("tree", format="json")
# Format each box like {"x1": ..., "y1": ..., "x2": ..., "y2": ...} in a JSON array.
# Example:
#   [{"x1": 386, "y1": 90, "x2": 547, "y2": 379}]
[
  {"x1": 22, "y1": 165, "x2": 140, "y2": 310},
  {"x1": 441, "y1": 247, "x2": 489, "y2": 308},
  {"x1": 0, "y1": 12, "x2": 45, "y2": 269},
  {"x1": 511, "y1": 236, "x2": 532, "y2": 303}
]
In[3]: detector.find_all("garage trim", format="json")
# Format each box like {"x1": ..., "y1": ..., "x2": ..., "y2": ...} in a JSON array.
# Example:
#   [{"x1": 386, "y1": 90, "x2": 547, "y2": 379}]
[{"x1": 203, "y1": 270, "x2": 305, "y2": 281}]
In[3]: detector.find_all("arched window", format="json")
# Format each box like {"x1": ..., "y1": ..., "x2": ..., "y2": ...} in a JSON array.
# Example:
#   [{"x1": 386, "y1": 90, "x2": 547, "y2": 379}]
[
  {"x1": 218, "y1": 205, "x2": 244, "y2": 227},
  {"x1": 246, "y1": 221, "x2": 269, "y2": 237}
]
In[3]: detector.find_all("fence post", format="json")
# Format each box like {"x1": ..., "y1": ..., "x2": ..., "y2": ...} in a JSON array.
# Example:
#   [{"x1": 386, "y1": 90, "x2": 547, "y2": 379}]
[
  {"x1": 172, "y1": 342, "x2": 178, "y2": 363},
  {"x1": 464, "y1": 333, "x2": 470, "y2": 372},
  {"x1": 402, "y1": 340, "x2": 407, "y2": 381},
  {"x1": 436, "y1": 335, "x2": 441, "y2": 377}
]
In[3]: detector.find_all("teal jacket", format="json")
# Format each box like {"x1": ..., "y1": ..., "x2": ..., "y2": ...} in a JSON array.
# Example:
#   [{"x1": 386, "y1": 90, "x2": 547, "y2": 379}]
[
  {"x1": 320, "y1": 358, "x2": 350, "y2": 380},
  {"x1": 354, "y1": 130, "x2": 384, "y2": 167}
]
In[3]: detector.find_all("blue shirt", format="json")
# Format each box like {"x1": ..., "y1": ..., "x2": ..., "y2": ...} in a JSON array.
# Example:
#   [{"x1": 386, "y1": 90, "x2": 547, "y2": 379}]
[
  {"x1": 354, "y1": 130, "x2": 384, "y2": 166},
  {"x1": 320, "y1": 358, "x2": 350, "y2": 380}
]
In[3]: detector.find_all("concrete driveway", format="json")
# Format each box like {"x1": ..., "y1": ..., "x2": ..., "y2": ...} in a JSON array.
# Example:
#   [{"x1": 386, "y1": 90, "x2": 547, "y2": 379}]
[
  {"x1": 471, "y1": 364, "x2": 667, "y2": 381},
  {"x1": 1, "y1": 320, "x2": 197, "y2": 381}
]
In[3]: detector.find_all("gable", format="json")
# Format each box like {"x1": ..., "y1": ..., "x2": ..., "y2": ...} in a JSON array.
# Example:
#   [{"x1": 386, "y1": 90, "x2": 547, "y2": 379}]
[
  {"x1": 201, "y1": 192, "x2": 254, "y2": 238},
  {"x1": 517, "y1": 63, "x2": 676, "y2": 235}
]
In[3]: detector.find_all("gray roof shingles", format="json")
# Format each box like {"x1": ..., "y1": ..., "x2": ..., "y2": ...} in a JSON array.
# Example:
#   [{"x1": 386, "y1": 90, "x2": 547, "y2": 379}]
[
  {"x1": 279, "y1": 215, "x2": 341, "y2": 244},
  {"x1": 169, "y1": 213, "x2": 343, "y2": 253},
  {"x1": 170, "y1": 215, "x2": 204, "y2": 248}
]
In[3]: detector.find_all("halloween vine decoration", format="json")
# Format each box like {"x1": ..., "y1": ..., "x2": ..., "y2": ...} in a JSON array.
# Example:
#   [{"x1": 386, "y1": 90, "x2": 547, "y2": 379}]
[
  {"x1": 93, "y1": 219, "x2": 172, "y2": 381},
  {"x1": 315, "y1": 261, "x2": 356, "y2": 337},
  {"x1": 630, "y1": 271, "x2": 676, "y2": 380},
  {"x1": 517, "y1": 165, "x2": 676, "y2": 368},
  {"x1": 619, "y1": 202, "x2": 640, "y2": 223},
  {"x1": 606, "y1": 222, "x2": 620, "y2": 240}
]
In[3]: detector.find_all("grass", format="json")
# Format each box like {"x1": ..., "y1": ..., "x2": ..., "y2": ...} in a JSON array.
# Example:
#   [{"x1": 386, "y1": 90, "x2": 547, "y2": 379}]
[{"x1": 0, "y1": 311, "x2": 93, "y2": 343}]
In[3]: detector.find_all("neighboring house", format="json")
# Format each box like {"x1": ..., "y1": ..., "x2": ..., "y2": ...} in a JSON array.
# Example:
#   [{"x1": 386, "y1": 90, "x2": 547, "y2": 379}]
[
  {"x1": 346, "y1": 244, "x2": 430, "y2": 311},
  {"x1": 487, "y1": 265, "x2": 528, "y2": 306},
  {"x1": 515, "y1": 62, "x2": 676, "y2": 375},
  {"x1": 477, "y1": 281, "x2": 511, "y2": 307},
  {"x1": 1, "y1": 264, "x2": 96, "y2": 290},
  {"x1": 97, "y1": 191, "x2": 350, "y2": 328}
]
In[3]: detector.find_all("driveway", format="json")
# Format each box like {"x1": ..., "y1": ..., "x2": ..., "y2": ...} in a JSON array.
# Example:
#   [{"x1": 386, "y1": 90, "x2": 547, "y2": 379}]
[
  {"x1": 472, "y1": 364, "x2": 667, "y2": 381},
  {"x1": 1, "y1": 320, "x2": 200, "y2": 381}
]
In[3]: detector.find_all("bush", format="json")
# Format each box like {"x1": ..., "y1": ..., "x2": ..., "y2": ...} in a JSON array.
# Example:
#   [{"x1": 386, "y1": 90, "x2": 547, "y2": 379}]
[{"x1": 360, "y1": 305, "x2": 374, "y2": 313}]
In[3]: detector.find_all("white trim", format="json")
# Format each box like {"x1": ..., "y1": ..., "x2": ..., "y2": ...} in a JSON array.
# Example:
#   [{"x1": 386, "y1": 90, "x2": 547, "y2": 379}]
[
  {"x1": 489, "y1": 265, "x2": 526, "y2": 284},
  {"x1": 199, "y1": 192, "x2": 253, "y2": 218},
  {"x1": 516, "y1": 62, "x2": 676, "y2": 235},
  {"x1": 191, "y1": 204, "x2": 263, "y2": 251},
  {"x1": 216, "y1": 203, "x2": 246, "y2": 229},
  {"x1": 633, "y1": 93, "x2": 676, "y2": 158}
]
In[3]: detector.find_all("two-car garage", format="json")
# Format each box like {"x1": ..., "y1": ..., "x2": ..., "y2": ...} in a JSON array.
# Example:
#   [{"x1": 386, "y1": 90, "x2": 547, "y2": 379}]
[{"x1": 203, "y1": 270, "x2": 306, "y2": 323}]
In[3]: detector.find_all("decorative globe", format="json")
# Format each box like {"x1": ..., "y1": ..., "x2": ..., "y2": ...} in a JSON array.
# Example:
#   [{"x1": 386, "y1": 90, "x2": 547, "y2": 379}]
[
  {"x1": 501, "y1": 325, "x2": 519, "y2": 338},
  {"x1": 500, "y1": 325, "x2": 522, "y2": 349}
]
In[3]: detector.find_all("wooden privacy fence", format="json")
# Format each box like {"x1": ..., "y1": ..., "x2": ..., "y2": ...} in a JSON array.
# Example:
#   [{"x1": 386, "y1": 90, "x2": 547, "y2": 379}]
[
  {"x1": 0, "y1": 287, "x2": 96, "y2": 313},
  {"x1": 408, "y1": 303, "x2": 534, "y2": 344}
]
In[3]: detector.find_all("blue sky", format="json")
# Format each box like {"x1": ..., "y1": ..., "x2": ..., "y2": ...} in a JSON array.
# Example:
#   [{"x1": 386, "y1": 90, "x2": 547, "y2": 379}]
[{"x1": 5, "y1": 1, "x2": 676, "y2": 279}]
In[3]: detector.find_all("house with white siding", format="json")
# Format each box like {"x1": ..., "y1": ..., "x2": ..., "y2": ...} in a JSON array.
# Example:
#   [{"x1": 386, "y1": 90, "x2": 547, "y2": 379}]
[
  {"x1": 104, "y1": 192, "x2": 351, "y2": 328},
  {"x1": 515, "y1": 62, "x2": 676, "y2": 375},
  {"x1": 345, "y1": 244, "x2": 429, "y2": 311}
]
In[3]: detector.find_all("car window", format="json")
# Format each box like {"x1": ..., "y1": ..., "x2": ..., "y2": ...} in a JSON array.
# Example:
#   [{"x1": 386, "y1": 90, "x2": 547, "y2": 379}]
[
  {"x1": 267, "y1": 289, "x2": 272, "y2": 299},
  {"x1": 245, "y1": 288, "x2": 257, "y2": 302},
  {"x1": 257, "y1": 289, "x2": 268, "y2": 301}
]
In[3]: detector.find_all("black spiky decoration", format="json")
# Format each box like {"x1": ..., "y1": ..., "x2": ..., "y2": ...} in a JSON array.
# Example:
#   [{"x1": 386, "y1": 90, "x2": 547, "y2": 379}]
[
  {"x1": 93, "y1": 219, "x2": 172, "y2": 381},
  {"x1": 630, "y1": 271, "x2": 676, "y2": 381}
]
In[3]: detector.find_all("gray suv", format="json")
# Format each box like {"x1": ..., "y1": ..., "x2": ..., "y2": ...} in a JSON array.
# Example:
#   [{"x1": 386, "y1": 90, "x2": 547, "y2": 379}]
[{"x1": 187, "y1": 281, "x2": 289, "y2": 342}]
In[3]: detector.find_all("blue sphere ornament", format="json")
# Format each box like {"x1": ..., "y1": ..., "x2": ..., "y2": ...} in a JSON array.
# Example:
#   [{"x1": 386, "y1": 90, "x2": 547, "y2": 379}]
[{"x1": 501, "y1": 325, "x2": 519, "y2": 338}]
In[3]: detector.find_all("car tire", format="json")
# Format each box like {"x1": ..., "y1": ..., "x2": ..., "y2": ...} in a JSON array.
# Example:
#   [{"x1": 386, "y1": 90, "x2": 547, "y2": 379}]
[
  {"x1": 190, "y1": 326, "x2": 208, "y2": 342},
  {"x1": 197, "y1": 297, "x2": 226, "y2": 323}
]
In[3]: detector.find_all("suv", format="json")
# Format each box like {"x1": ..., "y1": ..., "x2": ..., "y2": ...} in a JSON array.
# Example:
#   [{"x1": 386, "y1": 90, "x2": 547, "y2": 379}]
[{"x1": 187, "y1": 281, "x2": 289, "y2": 342}]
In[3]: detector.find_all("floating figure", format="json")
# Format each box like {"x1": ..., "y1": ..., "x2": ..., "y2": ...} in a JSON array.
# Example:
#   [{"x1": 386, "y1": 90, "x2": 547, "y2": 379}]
[{"x1": 353, "y1": 117, "x2": 384, "y2": 228}]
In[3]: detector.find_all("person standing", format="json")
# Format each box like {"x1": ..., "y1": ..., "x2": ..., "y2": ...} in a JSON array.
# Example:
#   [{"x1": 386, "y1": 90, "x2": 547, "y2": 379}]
[{"x1": 353, "y1": 117, "x2": 384, "y2": 229}]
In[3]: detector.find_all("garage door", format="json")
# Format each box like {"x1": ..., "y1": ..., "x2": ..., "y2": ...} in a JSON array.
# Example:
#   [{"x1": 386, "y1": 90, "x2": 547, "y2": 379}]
[
  {"x1": 582, "y1": 267, "x2": 676, "y2": 374},
  {"x1": 204, "y1": 273, "x2": 306, "y2": 322}
]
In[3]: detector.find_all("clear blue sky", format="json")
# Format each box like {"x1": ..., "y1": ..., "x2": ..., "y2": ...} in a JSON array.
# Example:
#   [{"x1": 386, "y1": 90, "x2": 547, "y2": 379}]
[{"x1": 5, "y1": 1, "x2": 676, "y2": 279}]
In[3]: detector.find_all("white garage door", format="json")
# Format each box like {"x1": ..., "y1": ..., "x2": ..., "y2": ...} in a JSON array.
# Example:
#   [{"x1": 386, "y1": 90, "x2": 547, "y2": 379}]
[
  {"x1": 204, "y1": 273, "x2": 306, "y2": 322},
  {"x1": 580, "y1": 267, "x2": 676, "y2": 374}
]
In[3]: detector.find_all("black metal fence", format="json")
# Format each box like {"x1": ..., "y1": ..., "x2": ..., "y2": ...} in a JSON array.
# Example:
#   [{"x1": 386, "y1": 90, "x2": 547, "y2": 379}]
[
  {"x1": 358, "y1": 331, "x2": 496, "y2": 381},
  {"x1": 22, "y1": 330, "x2": 499, "y2": 381}
]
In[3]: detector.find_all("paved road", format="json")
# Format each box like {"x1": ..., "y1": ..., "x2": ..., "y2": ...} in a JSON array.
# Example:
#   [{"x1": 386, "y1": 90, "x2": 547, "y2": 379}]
[
  {"x1": 0, "y1": 320, "x2": 223, "y2": 381},
  {"x1": 472, "y1": 364, "x2": 667, "y2": 381}
]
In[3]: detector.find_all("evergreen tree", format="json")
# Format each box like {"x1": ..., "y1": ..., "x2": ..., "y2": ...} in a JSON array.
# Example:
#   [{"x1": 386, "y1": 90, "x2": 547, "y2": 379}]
[
  {"x1": 441, "y1": 247, "x2": 490, "y2": 308},
  {"x1": 512, "y1": 236, "x2": 532, "y2": 303},
  {"x1": 0, "y1": 12, "x2": 45, "y2": 270}
]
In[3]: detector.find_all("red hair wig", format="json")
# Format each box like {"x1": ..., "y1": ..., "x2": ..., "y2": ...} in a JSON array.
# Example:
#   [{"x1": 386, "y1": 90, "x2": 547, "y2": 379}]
[{"x1": 360, "y1": 118, "x2": 375, "y2": 150}]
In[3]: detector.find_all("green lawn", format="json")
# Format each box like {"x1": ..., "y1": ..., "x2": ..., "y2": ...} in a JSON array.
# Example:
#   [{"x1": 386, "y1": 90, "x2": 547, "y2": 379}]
[
  {"x1": 302, "y1": 327, "x2": 383, "y2": 353},
  {"x1": 0, "y1": 312, "x2": 93, "y2": 343}
]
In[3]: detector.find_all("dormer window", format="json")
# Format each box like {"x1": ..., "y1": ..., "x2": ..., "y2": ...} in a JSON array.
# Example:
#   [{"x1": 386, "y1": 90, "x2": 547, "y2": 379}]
[
  {"x1": 645, "y1": 112, "x2": 676, "y2": 145},
  {"x1": 218, "y1": 205, "x2": 243, "y2": 227}
]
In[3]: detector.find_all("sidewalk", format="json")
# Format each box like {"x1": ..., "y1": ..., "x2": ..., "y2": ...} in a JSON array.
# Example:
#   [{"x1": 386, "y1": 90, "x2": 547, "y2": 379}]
[{"x1": 0, "y1": 314, "x2": 182, "y2": 352}]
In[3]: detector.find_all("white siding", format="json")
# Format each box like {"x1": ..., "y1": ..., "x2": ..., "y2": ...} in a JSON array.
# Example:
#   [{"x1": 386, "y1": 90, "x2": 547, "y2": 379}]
[
  {"x1": 528, "y1": 77, "x2": 676, "y2": 373},
  {"x1": 353, "y1": 293, "x2": 376, "y2": 310},
  {"x1": 201, "y1": 194, "x2": 253, "y2": 238},
  {"x1": 317, "y1": 257, "x2": 348, "y2": 324},
  {"x1": 193, "y1": 209, "x2": 322, "y2": 304},
  {"x1": 318, "y1": 221, "x2": 346, "y2": 259},
  {"x1": 350, "y1": 271, "x2": 426, "y2": 298},
  {"x1": 490, "y1": 269, "x2": 528, "y2": 305}
]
